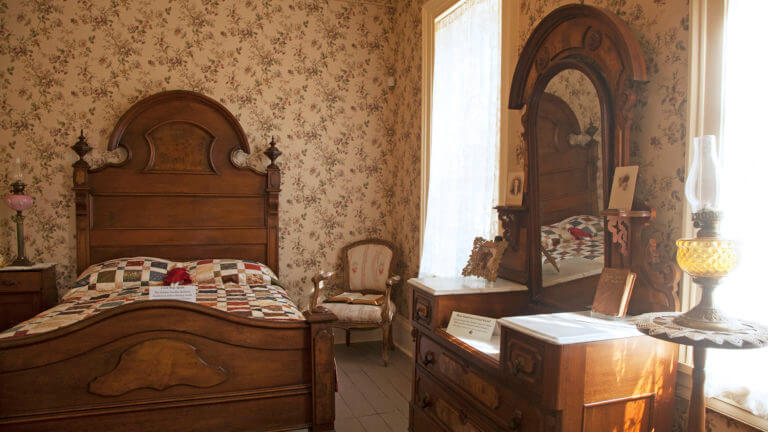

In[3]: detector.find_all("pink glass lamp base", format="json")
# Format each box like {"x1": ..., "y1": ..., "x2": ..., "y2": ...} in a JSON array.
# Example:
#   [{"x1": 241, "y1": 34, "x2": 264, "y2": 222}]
[
  {"x1": 5, "y1": 193, "x2": 34, "y2": 267},
  {"x1": 5, "y1": 194, "x2": 33, "y2": 212}
]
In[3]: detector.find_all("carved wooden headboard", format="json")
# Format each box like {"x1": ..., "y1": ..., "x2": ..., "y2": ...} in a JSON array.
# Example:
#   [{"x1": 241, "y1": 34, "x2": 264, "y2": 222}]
[
  {"x1": 536, "y1": 92, "x2": 599, "y2": 225},
  {"x1": 72, "y1": 91, "x2": 281, "y2": 275}
]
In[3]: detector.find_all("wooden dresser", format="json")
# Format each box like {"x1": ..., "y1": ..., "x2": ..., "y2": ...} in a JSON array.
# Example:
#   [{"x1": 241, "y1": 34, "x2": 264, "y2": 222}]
[
  {"x1": 0, "y1": 263, "x2": 57, "y2": 330},
  {"x1": 409, "y1": 277, "x2": 678, "y2": 432}
]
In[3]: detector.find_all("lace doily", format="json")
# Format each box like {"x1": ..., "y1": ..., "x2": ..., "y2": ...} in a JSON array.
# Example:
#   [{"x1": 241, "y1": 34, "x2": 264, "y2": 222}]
[{"x1": 631, "y1": 312, "x2": 768, "y2": 349}]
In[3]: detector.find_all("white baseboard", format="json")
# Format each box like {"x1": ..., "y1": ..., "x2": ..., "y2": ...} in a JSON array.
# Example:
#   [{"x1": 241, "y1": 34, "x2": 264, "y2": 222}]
[{"x1": 392, "y1": 314, "x2": 414, "y2": 358}]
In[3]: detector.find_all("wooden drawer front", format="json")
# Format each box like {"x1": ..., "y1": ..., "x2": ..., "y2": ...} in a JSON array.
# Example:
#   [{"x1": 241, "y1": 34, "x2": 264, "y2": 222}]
[
  {"x1": 412, "y1": 402, "x2": 447, "y2": 432},
  {"x1": 419, "y1": 335, "x2": 500, "y2": 411},
  {"x1": 413, "y1": 293, "x2": 433, "y2": 328},
  {"x1": 504, "y1": 336, "x2": 545, "y2": 392},
  {"x1": 418, "y1": 335, "x2": 551, "y2": 431},
  {"x1": 414, "y1": 368, "x2": 489, "y2": 432},
  {"x1": 0, "y1": 272, "x2": 42, "y2": 293}
]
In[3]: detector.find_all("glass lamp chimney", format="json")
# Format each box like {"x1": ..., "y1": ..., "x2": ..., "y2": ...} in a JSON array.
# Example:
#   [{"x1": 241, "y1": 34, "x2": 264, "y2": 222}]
[
  {"x1": 12, "y1": 158, "x2": 23, "y2": 183},
  {"x1": 685, "y1": 135, "x2": 721, "y2": 213}
]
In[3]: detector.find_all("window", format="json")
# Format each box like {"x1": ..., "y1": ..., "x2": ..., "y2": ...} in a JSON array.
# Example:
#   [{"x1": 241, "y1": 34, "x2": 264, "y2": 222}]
[
  {"x1": 419, "y1": 0, "x2": 506, "y2": 277},
  {"x1": 689, "y1": 0, "x2": 768, "y2": 425},
  {"x1": 704, "y1": 0, "x2": 768, "y2": 422}
]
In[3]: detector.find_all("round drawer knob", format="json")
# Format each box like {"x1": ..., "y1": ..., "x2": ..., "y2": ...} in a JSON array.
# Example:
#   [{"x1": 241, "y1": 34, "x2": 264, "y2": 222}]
[
  {"x1": 511, "y1": 357, "x2": 524, "y2": 376},
  {"x1": 419, "y1": 394, "x2": 432, "y2": 409},
  {"x1": 422, "y1": 351, "x2": 435, "y2": 366}
]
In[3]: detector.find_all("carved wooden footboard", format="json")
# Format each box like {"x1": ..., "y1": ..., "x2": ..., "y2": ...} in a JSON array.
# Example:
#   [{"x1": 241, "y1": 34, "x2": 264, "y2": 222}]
[{"x1": 0, "y1": 301, "x2": 336, "y2": 431}]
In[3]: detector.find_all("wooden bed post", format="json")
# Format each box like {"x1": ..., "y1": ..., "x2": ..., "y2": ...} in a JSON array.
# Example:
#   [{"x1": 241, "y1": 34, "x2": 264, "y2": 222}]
[
  {"x1": 306, "y1": 310, "x2": 336, "y2": 431},
  {"x1": 306, "y1": 271, "x2": 337, "y2": 431},
  {"x1": 264, "y1": 137, "x2": 281, "y2": 277},
  {"x1": 71, "y1": 131, "x2": 92, "y2": 274}
]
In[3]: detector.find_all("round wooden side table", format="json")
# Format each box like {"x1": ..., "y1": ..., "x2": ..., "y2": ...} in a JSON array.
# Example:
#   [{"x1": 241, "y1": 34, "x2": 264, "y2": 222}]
[{"x1": 633, "y1": 313, "x2": 768, "y2": 432}]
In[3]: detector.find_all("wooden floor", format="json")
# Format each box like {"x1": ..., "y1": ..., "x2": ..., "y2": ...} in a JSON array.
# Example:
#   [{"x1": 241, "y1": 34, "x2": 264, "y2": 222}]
[
  {"x1": 334, "y1": 341, "x2": 413, "y2": 432},
  {"x1": 290, "y1": 341, "x2": 413, "y2": 432}
]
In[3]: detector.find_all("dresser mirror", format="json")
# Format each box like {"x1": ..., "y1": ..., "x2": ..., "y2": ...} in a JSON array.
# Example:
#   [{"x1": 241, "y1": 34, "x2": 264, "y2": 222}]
[
  {"x1": 502, "y1": 4, "x2": 680, "y2": 313},
  {"x1": 536, "y1": 70, "x2": 606, "y2": 291}
]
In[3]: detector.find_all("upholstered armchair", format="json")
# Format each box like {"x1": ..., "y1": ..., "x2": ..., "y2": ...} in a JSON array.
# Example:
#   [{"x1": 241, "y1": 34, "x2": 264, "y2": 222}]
[{"x1": 310, "y1": 239, "x2": 401, "y2": 366}]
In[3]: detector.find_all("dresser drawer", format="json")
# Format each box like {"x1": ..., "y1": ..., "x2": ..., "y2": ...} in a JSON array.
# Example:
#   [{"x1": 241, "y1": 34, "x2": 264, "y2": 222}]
[
  {"x1": 417, "y1": 334, "x2": 552, "y2": 431},
  {"x1": 414, "y1": 367, "x2": 494, "y2": 432},
  {"x1": 413, "y1": 292, "x2": 434, "y2": 328},
  {"x1": 0, "y1": 271, "x2": 43, "y2": 293},
  {"x1": 419, "y1": 335, "x2": 502, "y2": 410},
  {"x1": 503, "y1": 333, "x2": 546, "y2": 395},
  {"x1": 411, "y1": 403, "x2": 445, "y2": 432}
]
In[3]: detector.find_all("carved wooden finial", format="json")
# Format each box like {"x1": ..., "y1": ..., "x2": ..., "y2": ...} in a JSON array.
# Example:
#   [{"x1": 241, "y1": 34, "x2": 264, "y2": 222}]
[
  {"x1": 71, "y1": 130, "x2": 92, "y2": 162},
  {"x1": 263, "y1": 136, "x2": 282, "y2": 169}
]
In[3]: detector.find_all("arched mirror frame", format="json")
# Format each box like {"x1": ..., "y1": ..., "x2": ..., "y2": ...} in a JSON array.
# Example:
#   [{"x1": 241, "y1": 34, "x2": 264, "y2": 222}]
[{"x1": 504, "y1": 4, "x2": 680, "y2": 313}]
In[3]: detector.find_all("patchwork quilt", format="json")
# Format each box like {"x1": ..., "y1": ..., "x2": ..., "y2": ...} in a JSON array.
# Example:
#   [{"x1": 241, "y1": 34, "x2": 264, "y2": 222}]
[
  {"x1": 540, "y1": 215, "x2": 605, "y2": 263},
  {"x1": 0, "y1": 258, "x2": 303, "y2": 340},
  {"x1": 544, "y1": 236, "x2": 604, "y2": 263}
]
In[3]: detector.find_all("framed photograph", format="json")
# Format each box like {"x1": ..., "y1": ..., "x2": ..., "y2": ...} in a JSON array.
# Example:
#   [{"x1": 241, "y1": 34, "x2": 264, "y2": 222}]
[
  {"x1": 505, "y1": 170, "x2": 525, "y2": 206},
  {"x1": 607, "y1": 165, "x2": 639, "y2": 211},
  {"x1": 461, "y1": 237, "x2": 508, "y2": 282}
]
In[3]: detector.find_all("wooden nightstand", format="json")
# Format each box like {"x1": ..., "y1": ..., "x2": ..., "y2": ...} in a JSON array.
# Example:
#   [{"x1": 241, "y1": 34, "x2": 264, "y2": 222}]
[{"x1": 0, "y1": 263, "x2": 57, "y2": 330}]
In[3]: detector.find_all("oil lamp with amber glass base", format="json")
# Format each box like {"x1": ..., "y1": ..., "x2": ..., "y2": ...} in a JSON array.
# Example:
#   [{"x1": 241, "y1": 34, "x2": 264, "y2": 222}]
[{"x1": 674, "y1": 135, "x2": 739, "y2": 331}]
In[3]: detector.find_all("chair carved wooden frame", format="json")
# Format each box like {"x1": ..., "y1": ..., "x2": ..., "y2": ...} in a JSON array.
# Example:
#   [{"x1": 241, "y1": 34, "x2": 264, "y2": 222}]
[{"x1": 311, "y1": 239, "x2": 401, "y2": 365}]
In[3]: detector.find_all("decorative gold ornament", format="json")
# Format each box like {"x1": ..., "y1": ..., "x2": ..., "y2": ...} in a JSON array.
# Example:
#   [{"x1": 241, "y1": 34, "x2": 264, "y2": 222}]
[{"x1": 462, "y1": 237, "x2": 508, "y2": 282}]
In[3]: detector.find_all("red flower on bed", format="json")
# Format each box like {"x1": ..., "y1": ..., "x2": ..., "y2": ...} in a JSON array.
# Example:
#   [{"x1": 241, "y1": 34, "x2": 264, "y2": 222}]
[
  {"x1": 164, "y1": 268, "x2": 192, "y2": 285},
  {"x1": 568, "y1": 227, "x2": 593, "y2": 240}
]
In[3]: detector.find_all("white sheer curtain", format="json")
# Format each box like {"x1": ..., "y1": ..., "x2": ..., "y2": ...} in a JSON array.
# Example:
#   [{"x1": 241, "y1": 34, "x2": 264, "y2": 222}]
[
  {"x1": 706, "y1": 0, "x2": 768, "y2": 419},
  {"x1": 419, "y1": 0, "x2": 501, "y2": 278}
]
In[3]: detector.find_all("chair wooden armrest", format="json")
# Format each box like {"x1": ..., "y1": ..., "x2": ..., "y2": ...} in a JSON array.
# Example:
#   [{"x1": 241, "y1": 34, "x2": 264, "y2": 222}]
[
  {"x1": 381, "y1": 275, "x2": 401, "y2": 322},
  {"x1": 310, "y1": 271, "x2": 334, "y2": 313},
  {"x1": 386, "y1": 275, "x2": 401, "y2": 288}
]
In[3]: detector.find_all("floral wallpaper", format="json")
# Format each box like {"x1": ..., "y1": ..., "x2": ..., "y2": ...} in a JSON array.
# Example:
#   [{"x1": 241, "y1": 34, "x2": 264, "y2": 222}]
[
  {"x1": 386, "y1": 0, "x2": 424, "y2": 316},
  {"x1": 0, "y1": 0, "x2": 398, "y2": 310}
]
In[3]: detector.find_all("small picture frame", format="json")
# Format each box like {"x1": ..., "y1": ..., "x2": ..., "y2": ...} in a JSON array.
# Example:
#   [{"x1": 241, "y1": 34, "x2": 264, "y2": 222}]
[
  {"x1": 461, "y1": 237, "x2": 508, "y2": 282},
  {"x1": 607, "y1": 165, "x2": 639, "y2": 211},
  {"x1": 505, "y1": 170, "x2": 525, "y2": 206}
]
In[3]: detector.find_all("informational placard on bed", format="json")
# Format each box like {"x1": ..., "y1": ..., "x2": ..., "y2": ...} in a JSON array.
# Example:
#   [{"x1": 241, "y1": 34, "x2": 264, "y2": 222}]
[
  {"x1": 446, "y1": 311, "x2": 497, "y2": 343},
  {"x1": 149, "y1": 285, "x2": 197, "y2": 302}
]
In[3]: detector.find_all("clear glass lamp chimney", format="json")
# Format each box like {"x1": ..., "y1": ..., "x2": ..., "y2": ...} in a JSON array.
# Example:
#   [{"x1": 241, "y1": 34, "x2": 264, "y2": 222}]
[
  {"x1": 685, "y1": 135, "x2": 721, "y2": 213},
  {"x1": 12, "y1": 157, "x2": 23, "y2": 183}
]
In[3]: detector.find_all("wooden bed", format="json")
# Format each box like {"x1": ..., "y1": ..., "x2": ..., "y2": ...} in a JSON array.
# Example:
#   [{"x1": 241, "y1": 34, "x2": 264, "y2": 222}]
[{"x1": 0, "y1": 91, "x2": 337, "y2": 431}]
